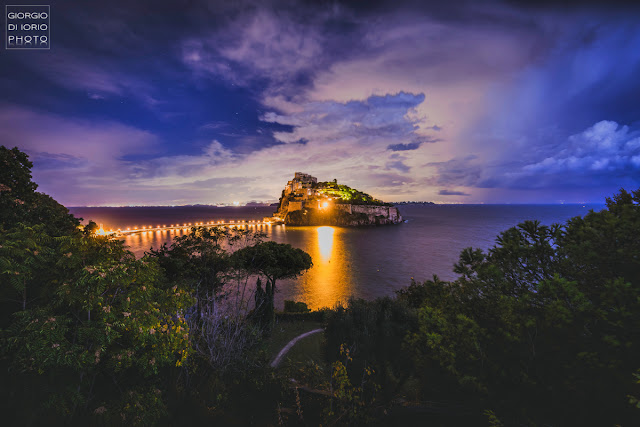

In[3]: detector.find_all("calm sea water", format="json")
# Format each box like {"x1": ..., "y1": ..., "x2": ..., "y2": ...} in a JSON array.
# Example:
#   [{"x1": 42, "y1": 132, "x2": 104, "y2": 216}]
[{"x1": 69, "y1": 204, "x2": 604, "y2": 310}]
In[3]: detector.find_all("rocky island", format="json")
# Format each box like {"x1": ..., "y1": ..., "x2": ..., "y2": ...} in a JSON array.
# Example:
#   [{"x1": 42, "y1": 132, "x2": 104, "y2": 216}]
[{"x1": 269, "y1": 172, "x2": 403, "y2": 226}]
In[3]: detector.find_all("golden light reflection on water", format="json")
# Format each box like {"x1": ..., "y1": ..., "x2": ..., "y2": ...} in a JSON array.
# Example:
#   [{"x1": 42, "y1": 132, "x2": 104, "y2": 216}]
[
  {"x1": 124, "y1": 225, "x2": 274, "y2": 256},
  {"x1": 317, "y1": 226, "x2": 334, "y2": 261},
  {"x1": 294, "y1": 226, "x2": 353, "y2": 310},
  {"x1": 124, "y1": 228, "x2": 188, "y2": 254},
  {"x1": 124, "y1": 224, "x2": 354, "y2": 310}
]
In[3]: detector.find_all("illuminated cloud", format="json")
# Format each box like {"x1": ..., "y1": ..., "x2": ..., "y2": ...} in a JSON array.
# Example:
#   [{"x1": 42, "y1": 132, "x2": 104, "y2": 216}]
[
  {"x1": 126, "y1": 92, "x2": 433, "y2": 203},
  {"x1": 0, "y1": 105, "x2": 158, "y2": 205},
  {"x1": 512, "y1": 121, "x2": 640, "y2": 187}
]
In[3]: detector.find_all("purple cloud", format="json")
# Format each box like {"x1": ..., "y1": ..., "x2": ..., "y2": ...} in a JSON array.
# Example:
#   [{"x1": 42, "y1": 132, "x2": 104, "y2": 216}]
[
  {"x1": 388, "y1": 142, "x2": 423, "y2": 151},
  {"x1": 17, "y1": 48, "x2": 161, "y2": 107},
  {"x1": 0, "y1": 105, "x2": 158, "y2": 205},
  {"x1": 182, "y1": 8, "x2": 327, "y2": 98},
  {"x1": 438, "y1": 189, "x2": 470, "y2": 196},
  {"x1": 4, "y1": 1, "x2": 639, "y2": 206}
]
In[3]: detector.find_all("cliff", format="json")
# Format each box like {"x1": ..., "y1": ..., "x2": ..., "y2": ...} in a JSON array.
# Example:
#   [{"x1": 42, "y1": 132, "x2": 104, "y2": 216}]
[
  {"x1": 284, "y1": 204, "x2": 402, "y2": 226},
  {"x1": 272, "y1": 172, "x2": 403, "y2": 226}
]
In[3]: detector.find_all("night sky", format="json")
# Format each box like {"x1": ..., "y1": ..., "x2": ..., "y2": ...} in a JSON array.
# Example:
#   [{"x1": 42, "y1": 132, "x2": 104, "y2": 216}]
[{"x1": 2, "y1": 0, "x2": 640, "y2": 206}]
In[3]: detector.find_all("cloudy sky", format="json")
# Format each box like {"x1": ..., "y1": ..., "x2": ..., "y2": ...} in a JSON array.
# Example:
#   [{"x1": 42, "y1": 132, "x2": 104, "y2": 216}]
[{"x1": 2, "y1": 0, "x2": 640, "y2": 205}]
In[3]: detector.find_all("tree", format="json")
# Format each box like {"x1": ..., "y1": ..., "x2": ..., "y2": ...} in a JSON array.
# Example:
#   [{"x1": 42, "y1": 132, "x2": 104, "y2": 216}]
[
  {"x1": 30, "y1": 191, "x2": 81, "y2": 236},
  {"x1": 0, "y1": 224, "x2": 57, "y2": 315},
  {"x1": 148, "y1": 226, "x2": 264, "y2": 316},
  {"x1": 403, "y1": 188, "x2": 640, "y2": 425},
  {"x1": 83, "y1": 220, "x2": 99, "y2": 235},
  {"x1": 0, "y1": 146, "x2": 37, "y2": 226},
  {"x1": 147, "y1": 226, "x2": 267, "y2": 373},
  {"x1": 233, "y1": 241, "x2": 312, "y2": 327},
  {"x1": 0, "y1": 147, "x2": 195, "y2": 423},
  {"x1": 1, "y1": 231, "x2": 193, "y2": 424},
  {"x1": 0, "y1": 146, "x2": 79, "y2": 235}
]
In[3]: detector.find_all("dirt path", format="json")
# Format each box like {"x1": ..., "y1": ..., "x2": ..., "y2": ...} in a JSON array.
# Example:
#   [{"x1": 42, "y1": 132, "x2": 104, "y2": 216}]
[{"x1": 270, "y1": 328, "x2": 323, "y2": 368}]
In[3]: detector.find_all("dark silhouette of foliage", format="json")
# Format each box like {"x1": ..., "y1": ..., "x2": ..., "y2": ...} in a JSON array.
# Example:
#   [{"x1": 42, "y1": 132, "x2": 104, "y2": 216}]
[
  {"x1": 234, "y1": 241, "x2": 312, "y2": 328},
  {"x1": 0, "y1": 146, "x2": 79, "y2": 235},
  {"x1": 320, "y1": 188, "x2": 640, "y2": 425},
  {"x1": 402, "y1": 188, "x2": 640, "y2": 425},
  {"x1": 83, "y1": 220, "x2": 99, "y2": 235},
  {"x1": 283, "y1": 300, "x2": 310, "y2": 313},
  {"x1": 1, "y1": 230, "x2": 193, "y2": 424}
]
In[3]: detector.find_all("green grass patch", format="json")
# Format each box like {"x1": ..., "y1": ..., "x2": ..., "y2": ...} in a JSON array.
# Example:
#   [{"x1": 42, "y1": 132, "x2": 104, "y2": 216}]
[
  {"x1": 280, "y1": 331, "x2": 325, "y2": 367},
  {"x1": 264, "y1": 319, "x2": 324, "y2": 360}
]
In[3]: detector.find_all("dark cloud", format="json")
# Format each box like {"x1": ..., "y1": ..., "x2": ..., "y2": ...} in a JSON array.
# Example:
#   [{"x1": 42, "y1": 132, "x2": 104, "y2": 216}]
[
  {"x1": 200, "y1": 121, "x2": 230, "y2": 130},
  {"x1": 388, "y1": 136, "x2": 442, "y2": 150},
  {"x1": 29, "y1": 152, "x2": 87, "y2": 170},
  {"x1": 386, "y1": 160, "x2": 411, "y2": 173},
  {"x1": 387, "y1": 142, "x2": 422, "y2": 151},
  {"x1": 425, "y1": 156, "x2": 483, "y2": 188},
  {"x1": 438, "y1": 189, "x2": 470, "y2": 196}
]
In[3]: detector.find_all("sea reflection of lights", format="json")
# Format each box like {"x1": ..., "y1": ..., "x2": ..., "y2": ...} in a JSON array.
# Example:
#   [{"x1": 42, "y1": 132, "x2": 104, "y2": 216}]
[
  {"x1": 296, "y1": 225, "x2": 351, "y2": 309},
  {"x1": 317, "y1": 226, "x2": 335, "y2": 261},
  {"x1": 118, "y1": 220, "x2": 354, "y2": 310}
]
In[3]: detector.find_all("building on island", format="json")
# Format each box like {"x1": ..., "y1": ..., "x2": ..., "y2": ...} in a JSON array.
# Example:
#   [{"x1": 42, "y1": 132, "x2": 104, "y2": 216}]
[
  {"x1": 272, "y1": 172, "x2": 403, "y2": 226},
  {"x1": 284, "y1": 172, "x2": 317, "y2": 198}
]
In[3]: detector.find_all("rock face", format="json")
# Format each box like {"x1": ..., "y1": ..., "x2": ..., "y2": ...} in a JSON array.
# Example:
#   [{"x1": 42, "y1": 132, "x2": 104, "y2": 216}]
[
  {"x1": 273, "y1": 172, "x2": 403, "y2": 226},
  {"x1": 284, "y1": 205, "x2": 402, "y2": 226}
]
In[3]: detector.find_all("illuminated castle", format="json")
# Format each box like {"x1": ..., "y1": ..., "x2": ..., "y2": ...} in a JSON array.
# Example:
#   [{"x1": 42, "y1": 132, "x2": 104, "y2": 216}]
[
  {"x1": 272, "y1": 172, "x2": 402, "y2": 226},
  {"x1": 284, "y1": 172, "x2": 318, "y2": 198}
]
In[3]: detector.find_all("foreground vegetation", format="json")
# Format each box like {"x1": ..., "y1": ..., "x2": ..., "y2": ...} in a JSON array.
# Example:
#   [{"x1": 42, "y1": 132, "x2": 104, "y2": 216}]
[{"x1": 1, "y1": 145, "x2": 639, "y2": 425}]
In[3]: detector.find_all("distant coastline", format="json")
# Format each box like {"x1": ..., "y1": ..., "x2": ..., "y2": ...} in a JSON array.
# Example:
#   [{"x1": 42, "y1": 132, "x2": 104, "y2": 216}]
[{"x1": 393, "y1": 201, "x2": 435, "y2": 205}]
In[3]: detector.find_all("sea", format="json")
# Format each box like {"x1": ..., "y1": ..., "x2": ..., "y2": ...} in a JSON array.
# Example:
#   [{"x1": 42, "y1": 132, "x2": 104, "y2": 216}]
[{"x1": 68, "y1": 204, "x2": 605, "y2": 310}]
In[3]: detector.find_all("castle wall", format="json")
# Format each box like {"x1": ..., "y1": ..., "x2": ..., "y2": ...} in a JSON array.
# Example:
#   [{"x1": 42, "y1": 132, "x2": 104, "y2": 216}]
[
  {"x1": 351, "y1": 205, "x2": 389, "y2": 217},
  {"x1": 333, "y1": 204, "x2": 402, "y2": 223},
  {"x1": 334, "y1": 204, "x2": 352, "y2": 214}
]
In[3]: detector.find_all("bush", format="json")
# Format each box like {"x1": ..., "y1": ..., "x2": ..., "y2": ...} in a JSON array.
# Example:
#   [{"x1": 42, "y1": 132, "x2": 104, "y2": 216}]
[
  {"x1": 284, "y1": 300, "x2": 310, "y2": 313},
  {"x1": 275, "y1": 310, "x2": 327, "y2": 322},
  {"x1": 324, "y1": 298, "x2": 418, "y2": 402}
]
